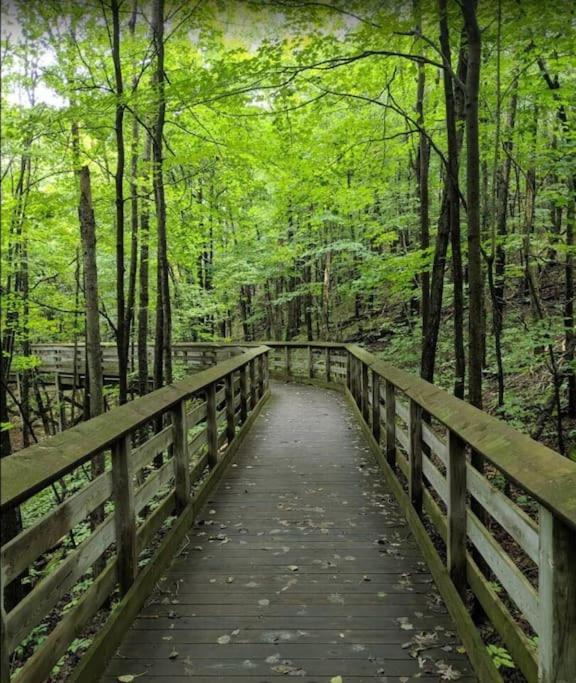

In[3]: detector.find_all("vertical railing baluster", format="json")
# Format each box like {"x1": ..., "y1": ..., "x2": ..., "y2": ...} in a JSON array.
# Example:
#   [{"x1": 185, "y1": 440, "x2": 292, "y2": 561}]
[
  {"x1": 447, "y1": 429, "x2": 467, "y2": 595},
  {"x1": 385, "y1": 380, "x2": 396, "y2": 467},
  {"x1": 308, "y1": 346, "x2": 314, "y2": 379},
  {"x1": 257, "y1": 354, "x2": 264, "y2": 398},
  {"x1": 112, "y1": 437, "x2": 137, "y2": 594},
  {"x1": 325, "y1": 347, "x2": 331, "y2": 383},
  {"x1": 409, "y1": 399, "x2": 423, "y2": 513},
  {"x1": 225, "y1": 373, "x2": 236, "y2": 446},
  {"x1": 206, "y1": 382, "x2": 218, "y2": 468},
  {"x1": 538, "y1": 507, "x2": 576, "y2": 682},
  {"x1": 171, "y1": 400, "x2": 190, "y2": 512},
  {"x1": 285, "y1": 346, "x2": 291, "y2": 378},
  {"x1": 239, "y1": 364, "x2": 248, "y2": 424},
  {"x1": 249, "y1": 359, "x2": 257, "y2": 409},
  {"x1": 361, "y1": 362, "x2": 369, "y2": 423},
  {"x1": 371, "y1": 370, "x2": 380, "y2": 444},
  {"x1": 346, "y1": 350, "x2": 351, "y2": 390}
]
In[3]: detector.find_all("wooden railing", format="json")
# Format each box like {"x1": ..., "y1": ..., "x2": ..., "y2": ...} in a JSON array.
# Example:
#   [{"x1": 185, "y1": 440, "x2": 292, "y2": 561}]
[
  {"x1": 262, "y1": 342, "x2": 576, "y2": 683},
  {"x1": 0, "y1": 346, "x2": 270, "y2": 683},
  {"x1": 27, "y1": 342, "x2": 248, "y2": 377},
  {"x1": 3, "y1": 340, "x2": 576, "y2": 682},
  {"x1": 263, "y1": 341, "x2": 349, "y2": 385}
]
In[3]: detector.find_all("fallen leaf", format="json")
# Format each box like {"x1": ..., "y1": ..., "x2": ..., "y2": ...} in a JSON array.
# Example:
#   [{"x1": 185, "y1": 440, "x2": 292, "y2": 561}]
[
  {"x1": 437, "y1": 662, "x2": 462, "y2": 680},
  {"x1": 331, "y1": 677, "x2": 343, "y2": 683},
  {"x1": 217, "y1": 635, "x2": 231, "y2": 645},
  {"x1": 169, "y1": 649, "x2": 179, "y2": 660}
]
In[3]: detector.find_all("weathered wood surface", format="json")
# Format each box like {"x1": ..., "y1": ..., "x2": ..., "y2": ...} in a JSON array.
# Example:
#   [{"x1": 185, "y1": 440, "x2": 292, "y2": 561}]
[
  {"x1": 1, "y1": 347, "x2": 268, "y2": 511},
  {"x1": 101, "y1": 382, "x2": 475, "y2": 682},
  {"x1": 346, "y1": 345, "x2": 576, "y2": 530}
]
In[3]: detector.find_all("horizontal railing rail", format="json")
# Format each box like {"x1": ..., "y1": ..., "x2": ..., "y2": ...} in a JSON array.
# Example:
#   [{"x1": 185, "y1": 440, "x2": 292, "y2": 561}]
[
  {"x1": 23, "y1": 342, "x2": 249, "y2": 377},
  {"x1": 0, "y1": 346, "x2": 270, "y2": 683}
]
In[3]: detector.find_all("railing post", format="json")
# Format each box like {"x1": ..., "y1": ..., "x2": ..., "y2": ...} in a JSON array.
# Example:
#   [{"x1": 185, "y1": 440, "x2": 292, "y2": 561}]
[
  {"x1": 308, "y1": 345, "x2": 314, "y2": 379},
  {"x1": 112, "y1": 436, "x2": 137, "y2": 594},
  {"x1": 249, "y1": 358, "x2": 257, "y2": 409},
  {"x1": 371, "y1": 370, "x2": 380, "y2": 444},
  {"x1": 385, "y1": 380, "x2": 396, "y2": 467},
  {"x1": 239, "y1": 364, "x2": 248, "y2": 424},
  {"x1": 225, "y1": 373, "x2": 236, "y2": 446},
  {"x1": 257, "y1": 354, "x2": 265, "y2": 398},
  {"x1": 206, "y1": 382, "x2": 218, "y2": 468},
  {"x1": 538, "y1": 507, "x2": 576, "y2": 682},
  {"x1": 346, "y1": 351, "x2": 351, "y2": 390},
  {"x1": 171, "y1": 400, "x2": 190, "y2": 512},
  {"x1": 409, "y1": 399, "x2": 423, "y2": 513},
  {"x1": 352, "y1": 358, "x2": 358, "y2": 403},
  {"x1": 325, "y1": 347, "x2": 331, "y2": 383},
  {"x1": 1, "y1": 567, "x2": 9, "y2": 683},
  {"x1": 285, "y1": 346, "x2": 291, "y2": 378},
  {"x1": 361, "y1": 362, "x2": 369, "y2": 423},
  {"x1": 447, "y1": 429, "x2": 467, "y2": 596}
]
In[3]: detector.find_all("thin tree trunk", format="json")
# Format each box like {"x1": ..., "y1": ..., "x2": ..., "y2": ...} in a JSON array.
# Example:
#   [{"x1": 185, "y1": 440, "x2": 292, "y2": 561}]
[
  {"x1": 565, "y1": 196, "x2": 576, "y2": 416},
  {"x1": 78, "y1": 167, "x2": 105, "y2": 417},
  {"x1": 422, "y1": 15, "x2": 467, "y2": 388},
  {"x1": 414, "y1": 0, "x2": 430, "y2": 336},
  {"x1": 78, "y1": 165, "x2": 106, "y2": 572},
  {"x1": 462, "y1": 0, "x2": 483, "y2": 409},
  {"x1": 111, "y1": 0, "x2": 128, "y2": 403},
  {"x1": 138, "y1": 135, "x2": 152, "y2": 397},
  {"x1": 152, "y1": 0, "x2": 172, "y2": 386}
]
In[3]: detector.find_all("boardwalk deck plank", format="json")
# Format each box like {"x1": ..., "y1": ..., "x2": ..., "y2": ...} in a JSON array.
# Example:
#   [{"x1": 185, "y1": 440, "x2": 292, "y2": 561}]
[{"x1": 102, "y1": 382, "x2": 475, "y2": 682}]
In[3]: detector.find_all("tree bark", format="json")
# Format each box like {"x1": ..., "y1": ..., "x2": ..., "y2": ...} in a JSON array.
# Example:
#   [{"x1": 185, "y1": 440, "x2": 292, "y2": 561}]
[
  {"x1": 78, "y1": 166, "x2": 105, "y2": 418},
  {"x1": 413, "y1": 0, "x2": 430, "y2": 336},
  {"x1": 152, "y1": 0, "x2": 172, "y2": 386},
  {"x1": 111, "y1": 0, "x2": 128, "y2": 403},
  {"x1": 138, "y1": 135, "x2": 152, "y2": 397},
  {"x1": 462, "y1": 0, "x2": 483, "y2": 409}
]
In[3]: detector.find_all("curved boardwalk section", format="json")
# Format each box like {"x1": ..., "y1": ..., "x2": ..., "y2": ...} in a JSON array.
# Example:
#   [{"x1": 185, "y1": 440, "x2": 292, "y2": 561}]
[{"x1": 102, "y1": 382, "x2": 475, "y2": 682}]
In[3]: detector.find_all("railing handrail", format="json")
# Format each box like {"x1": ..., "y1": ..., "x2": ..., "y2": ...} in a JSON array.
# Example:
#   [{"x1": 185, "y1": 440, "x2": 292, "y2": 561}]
[
  {"x1": 344, "y1": 343, "x2": 576, "y2": 531},
  {"x1": 1, "y1": 345, "x2": 270, "y2": 512},
  {"x1": 28, "y1": 342, "x2": 250, "y2": 349}
]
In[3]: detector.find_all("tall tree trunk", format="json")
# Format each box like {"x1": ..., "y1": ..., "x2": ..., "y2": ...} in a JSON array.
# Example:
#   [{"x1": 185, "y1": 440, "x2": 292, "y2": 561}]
[
  {"x1": 438, "y1": 0, "x2": 466, "y2": 398},
  {"x1": 421, "y1": 14, "x2": 467, "y2": 388},
  {"x1": 78, "y1": 165, "x2": 106, "y2": 572},
  {"x1": 111, "y1": 0, "x2": 128, "y2": 403},
  {"x1": 126, "y1": 0, "x2": 140, "y2": 374},
  {"x1": 78, "y1": 166, "x2": 105, "y2": 418},
  {"x1": 152, "y1": 0, "x2": 172, "y2": 386},
  {"x1": 565, "y1": 195, "x2": 576, "y2": 417},
  {"x1": 138, "y1": 135, "x2": 152, "y2": 396},
  {"x1": 462, "y1": 0, "x2": 483, "y2": 409},
  {"x1": 414, "y1": 0, "x2": 430, "y2": 336},
  {"x1": 0, "y1": 154, "x2": 30, "y2": 610},
  {"x1": 490, "y1": 79, "x2": 518, "y2": 406},
  {"x1": 322, "y1": 250, "x2": 331, "y2": 338}
]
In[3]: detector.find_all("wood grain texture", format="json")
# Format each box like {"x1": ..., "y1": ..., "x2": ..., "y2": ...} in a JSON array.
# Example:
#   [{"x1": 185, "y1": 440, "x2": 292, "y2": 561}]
[{"x1": 101, "y1": 382, "x2": 475, "y2": 682}]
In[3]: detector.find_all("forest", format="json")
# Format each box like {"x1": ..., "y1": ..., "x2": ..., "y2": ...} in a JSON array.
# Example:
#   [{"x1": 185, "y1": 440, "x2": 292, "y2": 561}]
[
  {"x1": 1, "y1": 1, "x2": 576, "y2": 681},
  {"x1": 2, "y1": 0, "x2": 575, "y2": 453}
]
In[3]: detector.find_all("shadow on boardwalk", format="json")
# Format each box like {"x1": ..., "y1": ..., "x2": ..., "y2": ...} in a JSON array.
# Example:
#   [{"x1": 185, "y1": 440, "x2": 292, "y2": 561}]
[{"x1": 102, "y1": 382, "x2": 476, "y2": 682}]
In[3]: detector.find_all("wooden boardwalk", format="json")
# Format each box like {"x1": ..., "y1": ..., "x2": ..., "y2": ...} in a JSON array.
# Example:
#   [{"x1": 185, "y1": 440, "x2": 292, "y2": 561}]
[{"x1": 102, "y1": 382, "x2": 476, "y2": 682}]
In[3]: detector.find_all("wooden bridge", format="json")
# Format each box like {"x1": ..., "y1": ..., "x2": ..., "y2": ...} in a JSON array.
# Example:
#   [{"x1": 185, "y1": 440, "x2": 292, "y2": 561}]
[{"x1": 1, "y1": 343, "x2": 575, "y2": 682}]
